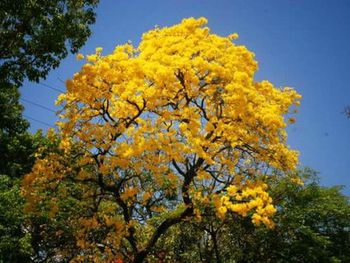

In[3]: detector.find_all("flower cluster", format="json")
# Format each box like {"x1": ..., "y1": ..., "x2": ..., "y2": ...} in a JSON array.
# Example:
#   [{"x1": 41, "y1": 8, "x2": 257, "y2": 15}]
[{"x1": 215, "y1": 182, "x2": 276, "y2": 228}]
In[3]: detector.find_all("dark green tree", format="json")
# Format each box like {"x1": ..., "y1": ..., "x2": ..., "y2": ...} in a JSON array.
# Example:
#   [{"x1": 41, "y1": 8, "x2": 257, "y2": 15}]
[
  {"x1": 0, "y1": 1, "x2": 100, "y2": 261},
  {"x1": 158, "y1": 169, "x2": 350, "y2": 263},
  {"x1": 260, "y1": 169, "x2": 350, "y2": 263},
  {"x1": 0, "y1": 176, "x2": 33, "y2": 262},
  {"x1": 0, "y1": 86, "x2": 40, "y2": 178},
  {"x1": 0, "y1": 85, "x2": 44, "y2": 262},
  {"x1": 0, "y1": 0, "x2": 99, "y2": 88},
  {"x1": 0, "y1": 86, "x2": 49, "y2": 261}
]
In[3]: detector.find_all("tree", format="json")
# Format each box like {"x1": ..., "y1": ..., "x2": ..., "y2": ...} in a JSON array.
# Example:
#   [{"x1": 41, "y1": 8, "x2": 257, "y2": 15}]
[
  {"x1": 0, "y1": 85, "x2": 46, "y2": 262},
  {"x1": 0, "y1": 86, "x2": 31, "y2": 177},
  {"x1": 0, "y1": 86, "x2": 50, "y2": 262},
  {"x1": 23, "y1": 17, "x2": 301, "y2": 262},
  {"x1": 0, "y1": 0, "x2": 99, "y2": 88},
  {"x1": 155, "y1": 169, "x2": 350, "y2": 263},
  {"x1": 0, "y1": 1, "x2": 99, "y2": 260},
  {"x1": 0, "y1": 0, "x2": 100, "y2": 177},
  {"x1": 0, "y1": 176, "x2": 33, "y2": 262},
  {"x1": 0, "y1": 148, "x2": 45, "y2": 263},
  {"x1": 259, "y1": 169, "x2": 350, "y2": 263}
]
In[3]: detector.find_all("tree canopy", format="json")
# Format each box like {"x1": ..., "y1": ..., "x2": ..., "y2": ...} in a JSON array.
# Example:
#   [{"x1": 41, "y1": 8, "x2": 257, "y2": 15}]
[
  {"x1": 23, "y1": 18, "x2": 302, "y2": 262},
  {"x1": 0, "y1": 85, "x2": 47, "y2": 261},
  {"x1": 0, "y1": 0, "x2": 99, "y2": 88},
  {"x1": 155, "y1": 169, "x2": 350, "y2": 262},
  {"x1": 0, "y1": 1, "x2": 100, "y2": 261}
]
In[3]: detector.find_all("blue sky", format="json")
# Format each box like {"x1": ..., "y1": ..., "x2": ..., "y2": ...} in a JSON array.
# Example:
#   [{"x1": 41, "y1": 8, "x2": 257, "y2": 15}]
[{"x1": 21, "y1": 0, "x2": 350, "y2": 193}]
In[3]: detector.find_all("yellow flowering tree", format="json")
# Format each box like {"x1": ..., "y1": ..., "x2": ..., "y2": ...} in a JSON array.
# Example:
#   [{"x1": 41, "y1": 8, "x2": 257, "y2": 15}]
[{"x1": 22, "y1": 17, "x2": 301, "y2": 262}]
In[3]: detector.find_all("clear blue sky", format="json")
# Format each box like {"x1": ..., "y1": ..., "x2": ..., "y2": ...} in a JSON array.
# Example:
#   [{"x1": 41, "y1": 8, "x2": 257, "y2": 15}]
[{"x1": 21, "y1": 0, "x2": 350, "y2": 193}]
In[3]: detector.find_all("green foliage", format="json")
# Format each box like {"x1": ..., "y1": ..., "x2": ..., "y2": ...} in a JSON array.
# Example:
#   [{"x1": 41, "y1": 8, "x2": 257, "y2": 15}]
[
  {"x1": 0, "y1": 86, "x2": 28, "y2": 134},
  {"x1": 0, "y1": 0, "x2": 99, "y2": 87},
  {"x1": 271, "y1": 175, "x2": 350, "y2": 262},
  {"x1": 157, "y1": 169, "x2": 350, "y2": 262},
  {"x1": 0, "y1": 86, "x2": 44, "y2": 260},
  {"x1": 0, "y1": 176, "x2": 33, "y2": 262},
  {"x1": 0, "y1": 1, "x2": 100, "y2": 260},
  {"x1": 0, "y1": 126, "x2": 46, "y2": 262},
  {"x1": 0, "y1": 84, "x2": 50, "y2": 178},
  {"x1": 0, "y1": 86, "x2": 28, "y2": 176}
]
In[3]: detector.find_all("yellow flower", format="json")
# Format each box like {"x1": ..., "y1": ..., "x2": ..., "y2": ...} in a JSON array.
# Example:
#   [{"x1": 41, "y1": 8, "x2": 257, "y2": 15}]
[
  {"x1": 217, "y1": 206, "x2": 227, "y2": 218},
  {"x1": 227, "y1": 185, "x2": 238, "y2": 196},
  {"x1": 95, "y1": 47, "x2": 103, "y2": 53},
  {"x1": 291, "y1": 177, "x2": 304, "y2": 186},
  {"x1": 228, "y1": 33, "x2": 239, "y2": 40},
  {"x1": 76, "y1": 53, "x2": 84, "y2": 60}
]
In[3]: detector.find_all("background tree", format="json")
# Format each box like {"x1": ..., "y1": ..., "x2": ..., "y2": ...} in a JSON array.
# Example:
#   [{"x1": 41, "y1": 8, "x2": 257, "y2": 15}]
[
  {"x1": 159, "y1": 169, "x2": 350, "y2": 263},
  {"x1": 23, "y1": 17, "x2": 301, "y2": 262},
  {"x1": 255, "y1": 169, "x2": 350, "y2": 263},
  {"x1": 0, "y1": 88, "x2": 41, "y2": 261},
  {"x1": 0, "y1": 85, "x2": 46, "y2": 262},
  {"x1": 0, "y1": 0, "x2": 99, "y2": 88},
  {"x1": 0, "y1": 1, "x2": 100, "y2": 261},
  {"x1": 0, "y1": 86, "x2": 33, "y2": 177},
  {"x1": 0, "y1": 176, "x2": 33, "y2": 262}
]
